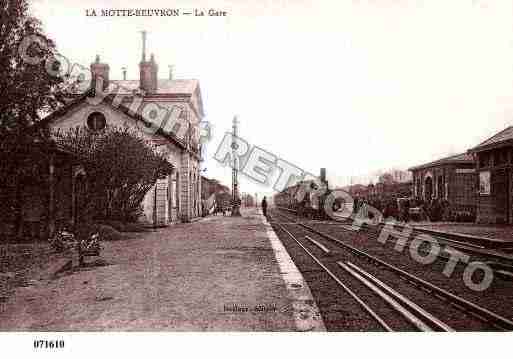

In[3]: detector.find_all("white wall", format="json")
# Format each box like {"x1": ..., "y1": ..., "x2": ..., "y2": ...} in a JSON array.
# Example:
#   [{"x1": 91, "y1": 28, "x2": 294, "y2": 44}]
[
  {"x1": 49, "y1": 101, "x2": 183, "y2": 224},
  {"x1": 48, "y1": 96, "x2": 203, "y2": 224}
]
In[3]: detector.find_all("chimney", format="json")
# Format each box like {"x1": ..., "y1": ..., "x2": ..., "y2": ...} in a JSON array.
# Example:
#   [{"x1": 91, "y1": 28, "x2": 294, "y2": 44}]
[
  {"x1": 90, "y1": 55, "x2": 110, "y2": 90},
  {"x1": 122, "y1": 66, "x2": 127, "y2": 80},
  {"x1": 320, "y1": 168, "x2": 326, "y2": 183},
  {"x1": 139, "y1": 31, "x2": 158, "y2": 94},
  {"x1": 168, "y1": 65, "x2": 174, "y2": 80}
]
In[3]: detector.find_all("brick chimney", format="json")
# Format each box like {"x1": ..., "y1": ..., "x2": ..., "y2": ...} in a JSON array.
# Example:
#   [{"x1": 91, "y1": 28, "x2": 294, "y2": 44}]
[
  {"x1": 139, "y1": 31, "x2": 158, "y2": 94},
  {"x1": 90, "y1": 55, "x2": 109, "y2": 90}
]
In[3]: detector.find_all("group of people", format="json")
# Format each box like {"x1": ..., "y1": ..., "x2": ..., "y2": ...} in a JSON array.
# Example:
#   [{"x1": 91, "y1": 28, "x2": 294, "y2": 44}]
[
  {"x1": 352, "y1": 194, "x2": 458, "y2": 223},
  {"x1": 213, "y1": 205, "x2": 229, "y2": 216},
  {"x1": 210, "y1": 196, "x2": 269, "y2": 217},
  {"x1": 352, "y1": 196, "x2": 417, "y2": 223}
]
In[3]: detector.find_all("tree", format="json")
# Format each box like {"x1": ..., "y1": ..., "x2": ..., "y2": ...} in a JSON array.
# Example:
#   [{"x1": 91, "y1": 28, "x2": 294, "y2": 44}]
[
  {"x1": 241, "y1": 193, "x2": 255, "y2": 207},
  {"x1": 378, "y1": 172, "x2": 396, "y2": 185},
  {"x1": 0, "y1": 0, "x2": 63, "y2": 133},
  {"x1": 0, "y1": 0, "x2": 64, "y2": 234},
  {"x1": 56, "y1": 126, "x2": 173, "y2": 222},
  {"x1": 389, "y1": 169, "x2": 412, "y2": 183},
  {"x1": 377, "y1": 169, "x2": 411, "y2": 185}
]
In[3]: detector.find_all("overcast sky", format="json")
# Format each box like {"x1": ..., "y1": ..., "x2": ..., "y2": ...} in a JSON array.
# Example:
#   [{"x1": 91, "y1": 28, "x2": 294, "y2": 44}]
[{"x1": 30, "y1": 0, "x2": 513, "y2": 197}]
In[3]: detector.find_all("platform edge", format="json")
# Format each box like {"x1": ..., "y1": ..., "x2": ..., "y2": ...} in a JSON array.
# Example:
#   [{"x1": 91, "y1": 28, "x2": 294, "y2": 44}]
[{"x1": 261, "y1": 213, "x2": 326, "y2": 332}]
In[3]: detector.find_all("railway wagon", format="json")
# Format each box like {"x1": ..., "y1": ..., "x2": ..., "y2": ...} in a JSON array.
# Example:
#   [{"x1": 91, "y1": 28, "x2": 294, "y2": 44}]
[
  {"x1": 273, "y1": 182, "x2": 306, "y2": 212},
  {"x1": 363, "y1": 181, "x2": 413, "y2": 220},
  {"x1": 367, "y1": 181, "x2": 412, "y2": 204},
  {"x1": 274, "y1": 180, "x2": 342, "y2": 219}
]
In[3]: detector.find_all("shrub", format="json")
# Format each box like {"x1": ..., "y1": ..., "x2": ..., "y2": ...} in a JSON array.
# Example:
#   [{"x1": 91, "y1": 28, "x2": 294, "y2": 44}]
[
  {"x1": 95, "y1": 224, "x2": 129, "y2": 241},
  {"x1": 55, "y1": 126, "x2": 173, "y2": 223},
  {"x1": 73, "y1": 222, "x2": 129, "y2": 241}
]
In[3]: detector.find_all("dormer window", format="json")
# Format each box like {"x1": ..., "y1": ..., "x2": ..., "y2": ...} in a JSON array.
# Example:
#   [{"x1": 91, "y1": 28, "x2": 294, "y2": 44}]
[{"x1": 87, "y1": 112, "x2": 106, "y2": 131}]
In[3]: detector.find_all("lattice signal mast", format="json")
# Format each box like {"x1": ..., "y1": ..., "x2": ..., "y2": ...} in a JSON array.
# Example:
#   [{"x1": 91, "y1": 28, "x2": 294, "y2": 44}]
[{"x1": 231, "y1": 116, "x2": 241, "y2": 216}]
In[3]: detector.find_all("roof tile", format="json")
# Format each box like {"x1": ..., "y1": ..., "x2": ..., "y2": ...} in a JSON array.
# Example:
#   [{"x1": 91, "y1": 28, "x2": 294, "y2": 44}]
[
  {"x1": 470, "y1": 126, "x2": 513, "y2": 151},
  {"x1": 409, "y1": 152, "x2": 474, "y2": 171}
]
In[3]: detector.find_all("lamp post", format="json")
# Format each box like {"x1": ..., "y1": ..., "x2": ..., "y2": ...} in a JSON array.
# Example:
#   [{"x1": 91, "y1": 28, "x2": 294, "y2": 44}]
[{"x1": 231, "y1": 116, "x2": 241, "y2": 216}]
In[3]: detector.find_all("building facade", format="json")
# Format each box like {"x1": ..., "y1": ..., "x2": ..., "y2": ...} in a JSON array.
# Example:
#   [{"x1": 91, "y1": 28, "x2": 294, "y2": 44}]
[
  {"x1": 469, "y1": 126, "x2": 513, "y2": 224},
  {"x1": 201, "y1": 176, "x2": 230, "y2": 214},
  {"x1": 201, "y1": 177, "x2": 229, "y2": 201},
  {"x1": 409, "y1": 153, "x2": 477, "y2": 218},
  {"x1": 42, "y1": 46, "x2": 204, "y2": 226}
]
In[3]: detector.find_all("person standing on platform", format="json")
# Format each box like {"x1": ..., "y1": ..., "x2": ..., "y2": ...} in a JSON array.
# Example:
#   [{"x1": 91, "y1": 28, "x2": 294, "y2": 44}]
[{"x1": 261, "y1": 196, "x2": 268, "y2": 217}]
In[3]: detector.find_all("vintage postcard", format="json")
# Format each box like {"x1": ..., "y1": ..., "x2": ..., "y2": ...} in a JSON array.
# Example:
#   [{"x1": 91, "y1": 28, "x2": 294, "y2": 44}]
[{"x1": 0, "y1": 0, "x2": 512, "y2": 357}]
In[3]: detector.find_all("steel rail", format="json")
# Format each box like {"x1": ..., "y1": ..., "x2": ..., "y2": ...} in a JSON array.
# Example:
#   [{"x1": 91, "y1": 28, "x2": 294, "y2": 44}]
[
  {"x1": 276, "y1": 223, "x2": 393, "y2": 332},
  {"x1": 343, "y1": 261, "x2": 454, "y2": 332},
  {"x1": 305, "y1": 235, "x2": 331, "y2": 254},
  {"x1": 337, "y1": 261, "x2": 433, "y2": 332},
  {"x1": 277, "y1": 213, "x2": 449, "y2": 331},
  {"x1": 273, "y1": 210, "x2": 513, "y2": 330},
  {"x1": 276, "y1": 206, "x2": 513, "y2": 262}
]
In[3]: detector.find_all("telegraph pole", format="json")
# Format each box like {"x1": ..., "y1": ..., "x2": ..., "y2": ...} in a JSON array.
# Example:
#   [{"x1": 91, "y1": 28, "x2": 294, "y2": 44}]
[{"x1": 231, "y1": 116, "x2": 241, "y2": 216}]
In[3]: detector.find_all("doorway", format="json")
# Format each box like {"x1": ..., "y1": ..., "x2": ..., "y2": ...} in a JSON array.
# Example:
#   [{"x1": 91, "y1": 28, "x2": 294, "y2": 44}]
[
  {"x1": 492, "y1": 169, "x2": 509, "y2": 224},
  {"x1": 424, "y1": 176, "x2": 433, "y2": 202}
]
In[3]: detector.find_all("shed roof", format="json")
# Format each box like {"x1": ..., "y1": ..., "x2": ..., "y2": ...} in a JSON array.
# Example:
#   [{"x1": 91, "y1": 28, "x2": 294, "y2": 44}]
[
  {"x1": 39, "y1": 89, "x2": 195, "y2": 156},
  {"x1": 408, "y1": 152, "x2": 474, "y2": 171},
  {"x1": 468, "y1": 126, "x2": 513, "y2": 152}
]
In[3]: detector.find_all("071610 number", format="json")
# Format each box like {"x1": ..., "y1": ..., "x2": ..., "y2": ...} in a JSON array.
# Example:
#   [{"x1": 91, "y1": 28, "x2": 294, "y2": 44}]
[{"x1": 33, "y1": 340, "x2": 65, "y2": 349}]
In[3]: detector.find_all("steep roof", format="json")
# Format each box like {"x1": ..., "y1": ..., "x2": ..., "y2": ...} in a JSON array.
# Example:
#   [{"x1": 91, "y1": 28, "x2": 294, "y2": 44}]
[
  {"x1": 38, "y1": 89, "x2": 199, "y2": 157},
  {"x1": 108, "y1": 79, "x2": 199, "y2": 95},
  {"x1": 66, "y1": 79, "x2": 204, "y2": 117},
  {"x1": 408, "y1": 152, "x2": 474, "y2": 171},
  {"x1": 468, "y1": 126, "x2": 513, "y2": 152}
]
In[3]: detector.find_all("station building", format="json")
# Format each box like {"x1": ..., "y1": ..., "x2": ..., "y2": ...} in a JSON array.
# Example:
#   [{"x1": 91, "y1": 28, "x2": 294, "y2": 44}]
[
  {"x1": 408, "y1": 153, "x2": 477, "y2": 217},
  {"x1": 39, "y1": 39, "x2": 204, "y2": 230},
  {"x1": 468, "y1": 126, "x2": 513, "y2": 224}
]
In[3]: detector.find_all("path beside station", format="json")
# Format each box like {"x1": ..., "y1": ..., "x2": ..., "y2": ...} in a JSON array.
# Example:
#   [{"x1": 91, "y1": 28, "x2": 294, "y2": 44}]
[
  {"x1": 412, "y1": 222, "x2": 513, "y2": 247},
  {"x1": 0, "y1": 209, "x2": 322, "y2": 331}
]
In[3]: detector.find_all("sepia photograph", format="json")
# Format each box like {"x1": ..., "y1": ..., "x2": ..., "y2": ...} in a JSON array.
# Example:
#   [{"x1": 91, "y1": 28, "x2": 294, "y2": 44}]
[{"x1": 1, "y1": 0, "x2": 512, "y2": 356}]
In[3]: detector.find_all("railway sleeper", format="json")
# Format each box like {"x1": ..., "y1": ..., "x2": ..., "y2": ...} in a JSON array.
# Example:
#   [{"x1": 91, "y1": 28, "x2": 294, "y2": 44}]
[{"x1": 277, "y1": 210, "x2": 513, "y2": 330}]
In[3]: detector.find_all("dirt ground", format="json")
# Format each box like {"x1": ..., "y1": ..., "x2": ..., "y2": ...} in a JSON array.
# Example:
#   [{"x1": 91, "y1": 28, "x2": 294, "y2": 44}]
[{"x1": 0, "y1": 210, "x2": 296, "y2": 331}]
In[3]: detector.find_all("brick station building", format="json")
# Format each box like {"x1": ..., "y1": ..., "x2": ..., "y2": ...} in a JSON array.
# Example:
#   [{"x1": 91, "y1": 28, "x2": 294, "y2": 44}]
[
  {"x1": 468, "y1": 126, "x2": 513, "y2": 224},
  {"x1": 409, "y1": 153, "x2": 477, "y2": 218}
]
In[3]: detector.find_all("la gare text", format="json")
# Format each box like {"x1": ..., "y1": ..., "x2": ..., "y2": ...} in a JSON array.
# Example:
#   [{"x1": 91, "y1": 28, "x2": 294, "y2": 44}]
[{"x1": 85, "y1": 8, "x2": 228, "y2": 17}]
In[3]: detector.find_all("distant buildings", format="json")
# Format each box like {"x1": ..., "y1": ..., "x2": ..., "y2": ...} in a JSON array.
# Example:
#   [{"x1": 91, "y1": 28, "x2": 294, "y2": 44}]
[
  {"x1": 339, "y1": 125, "x2": 513, "y2": 225},
  {"x1": 201, "y1": 177, "x2": 230, "y2": 214},
  {"x1": 201, "y1": 177, "x2": 229, "y2": 200}
]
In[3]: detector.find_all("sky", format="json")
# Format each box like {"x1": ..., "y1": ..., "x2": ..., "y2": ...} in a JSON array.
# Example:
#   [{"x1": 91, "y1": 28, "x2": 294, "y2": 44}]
[{"x1": 29, "y1": 0, "x2": 513, "y2": 197}]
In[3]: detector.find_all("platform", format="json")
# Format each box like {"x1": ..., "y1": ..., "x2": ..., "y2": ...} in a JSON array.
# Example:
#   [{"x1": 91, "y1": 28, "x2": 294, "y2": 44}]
[
  {"x1": 412, "y1": 223, "x2": 513, "y2": 250},
  {"x1": 0, "y1": 208, "x2": 323, "y2": 331}
]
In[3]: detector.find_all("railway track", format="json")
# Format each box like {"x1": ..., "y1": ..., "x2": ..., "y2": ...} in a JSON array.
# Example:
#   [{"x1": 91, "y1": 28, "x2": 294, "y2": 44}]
[
  {"x1": 269, "y1": 209, "x2": 513, "y2": 331},
  {"x1": 277, "y1": 206, "x2": 513, "y2": 270}
]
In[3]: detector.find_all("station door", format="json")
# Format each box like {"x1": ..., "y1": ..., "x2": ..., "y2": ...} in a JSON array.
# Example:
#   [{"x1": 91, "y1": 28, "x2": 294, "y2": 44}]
[{"x1": 492, "y1": 169, "x2": 509, "y2": 224}]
